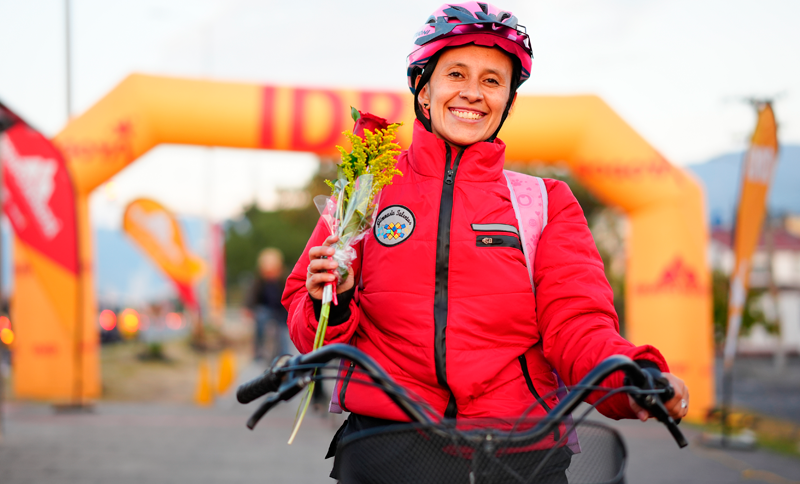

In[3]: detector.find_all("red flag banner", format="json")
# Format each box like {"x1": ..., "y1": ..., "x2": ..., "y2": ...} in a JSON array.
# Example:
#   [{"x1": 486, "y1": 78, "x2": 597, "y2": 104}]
[{"x1": 0, "y1": 105, "x2": 78, "y2": 274}]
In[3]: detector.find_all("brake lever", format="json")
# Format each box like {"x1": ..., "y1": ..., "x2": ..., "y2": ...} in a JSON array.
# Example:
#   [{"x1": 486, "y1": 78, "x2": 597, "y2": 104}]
[
  {"x1": 642, "y1": 367, "x2": 681, "y2": 425},
  {"x1": 245, "y1": 374, "x2": 312, "y2": 430},
  {"x1": 625, "y1": 370, "x2": 688, "y2": 448}
]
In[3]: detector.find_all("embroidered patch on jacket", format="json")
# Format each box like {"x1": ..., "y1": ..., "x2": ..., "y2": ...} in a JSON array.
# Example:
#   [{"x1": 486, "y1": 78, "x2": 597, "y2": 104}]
[{"x1": 374, "y1": 205, "x2": 416, "y2": 247}]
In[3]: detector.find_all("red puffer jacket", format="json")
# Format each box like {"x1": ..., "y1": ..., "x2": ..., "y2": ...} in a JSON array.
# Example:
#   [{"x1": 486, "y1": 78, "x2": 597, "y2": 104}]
[{"x1": 282, "y1": 120, "x2": 668, "y2": 424}]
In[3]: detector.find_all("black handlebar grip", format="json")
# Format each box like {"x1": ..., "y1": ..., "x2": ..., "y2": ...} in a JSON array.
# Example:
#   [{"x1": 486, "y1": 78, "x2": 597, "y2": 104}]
[
  {"x1": 236, "y1": 355, "x2": 292, "y2": 404},
  {"x1": 236, "y1": 370, "x2": 280, "y2": 404}
]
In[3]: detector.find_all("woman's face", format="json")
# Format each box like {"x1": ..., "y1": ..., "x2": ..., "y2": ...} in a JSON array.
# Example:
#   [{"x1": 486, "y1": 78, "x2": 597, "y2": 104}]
[{"x1": 418, "y1": 45, "x2": 515, "y2": 147}]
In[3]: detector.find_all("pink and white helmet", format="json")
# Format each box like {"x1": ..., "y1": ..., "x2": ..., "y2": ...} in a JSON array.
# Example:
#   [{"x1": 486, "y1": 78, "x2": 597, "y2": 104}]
[{"x1": 407, "y1": 2, "x2": 533, "y2": 94}]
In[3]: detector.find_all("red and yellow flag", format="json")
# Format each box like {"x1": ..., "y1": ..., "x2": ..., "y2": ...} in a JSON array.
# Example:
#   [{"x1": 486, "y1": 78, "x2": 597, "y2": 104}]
[
  {"x1": 0, "y1": 110, "x2": 79, "y2": 274},
  {"x1": 723, "y1": 103, "x2": 779, "y2": 365},
  {"x1": 123, "y1": 198, "x2": 205, "y2": 309}
]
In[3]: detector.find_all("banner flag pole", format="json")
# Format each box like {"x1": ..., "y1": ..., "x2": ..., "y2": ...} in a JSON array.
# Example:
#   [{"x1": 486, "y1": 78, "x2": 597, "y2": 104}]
[{"x1": 720, "y1": 101, "x2": 779, "y2": 446}]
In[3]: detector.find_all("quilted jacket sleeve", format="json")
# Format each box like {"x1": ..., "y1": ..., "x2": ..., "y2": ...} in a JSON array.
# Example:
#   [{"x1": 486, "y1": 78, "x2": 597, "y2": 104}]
[
  {"x1": 534, "y1": 179, "x2": 669, "y2": 419},
  {"x1": 281, "y1": 216, "x2": 362, "y2": 354}
]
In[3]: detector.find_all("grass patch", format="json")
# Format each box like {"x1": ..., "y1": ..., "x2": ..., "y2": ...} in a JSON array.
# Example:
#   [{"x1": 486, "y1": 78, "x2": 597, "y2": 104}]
[{"x1": 691, "y1": 409, "x2": 800, "y2": 458}]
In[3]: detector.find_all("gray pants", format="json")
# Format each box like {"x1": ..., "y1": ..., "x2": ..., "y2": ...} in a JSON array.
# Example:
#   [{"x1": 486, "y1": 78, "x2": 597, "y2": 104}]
[{"x1": 253, "y1": 306, "x2": 289, "y2": 360}]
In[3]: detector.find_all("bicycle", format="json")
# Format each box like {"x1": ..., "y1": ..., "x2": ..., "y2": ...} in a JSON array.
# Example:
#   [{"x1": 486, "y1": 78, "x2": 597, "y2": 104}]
[{"x1": 237, "y1": 344, "x2": 687, "y2": 483}]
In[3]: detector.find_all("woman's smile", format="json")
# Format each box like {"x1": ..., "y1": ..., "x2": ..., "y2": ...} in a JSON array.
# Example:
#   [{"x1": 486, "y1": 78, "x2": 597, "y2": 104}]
[{"x1": 449, "y1": 107, "x2": 486, "y2": 121}]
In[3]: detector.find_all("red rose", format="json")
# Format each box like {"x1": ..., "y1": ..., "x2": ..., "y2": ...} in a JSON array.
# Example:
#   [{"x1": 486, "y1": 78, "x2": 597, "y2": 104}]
[{"x1": 352, "y1": 111, "x2": 390, "y2": 139}]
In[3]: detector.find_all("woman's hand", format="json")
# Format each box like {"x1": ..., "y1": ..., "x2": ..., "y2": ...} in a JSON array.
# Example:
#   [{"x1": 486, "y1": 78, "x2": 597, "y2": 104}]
[
  {"x1": 629, "y1": 373, "x2": 689, "y2": 422},
  {"x1": 306, "y1": 235, "x2": 355, "y2": 300}
]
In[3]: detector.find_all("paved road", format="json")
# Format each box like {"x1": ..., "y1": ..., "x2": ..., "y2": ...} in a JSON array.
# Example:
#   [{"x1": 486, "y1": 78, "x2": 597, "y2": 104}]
[
  {"x1": 719, "y1": 355, "x2": 800, "y2": 423},
  {"x1": 2, "y1": 366, "x2": 799, "y2": 484}
]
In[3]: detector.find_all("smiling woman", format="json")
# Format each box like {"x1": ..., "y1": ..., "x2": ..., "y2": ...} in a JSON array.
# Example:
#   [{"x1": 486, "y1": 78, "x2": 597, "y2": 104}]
[{"x1": 281, "y1": 2, "x2": 690, "y2": 481}]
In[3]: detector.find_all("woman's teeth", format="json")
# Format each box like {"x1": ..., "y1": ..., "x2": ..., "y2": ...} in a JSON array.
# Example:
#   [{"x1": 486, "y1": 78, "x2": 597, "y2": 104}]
[{"x1": 451, "y1": 109, "x2": 484, "y2": 120}]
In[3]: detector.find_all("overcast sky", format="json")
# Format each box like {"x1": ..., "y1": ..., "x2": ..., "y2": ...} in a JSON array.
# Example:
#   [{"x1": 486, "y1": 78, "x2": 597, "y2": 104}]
[{"x1": 1, "y1": 0, "x2": 798, "y2": 225}]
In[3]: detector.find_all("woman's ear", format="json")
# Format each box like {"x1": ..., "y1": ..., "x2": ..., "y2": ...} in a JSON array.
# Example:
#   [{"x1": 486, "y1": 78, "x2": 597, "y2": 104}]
[
  {"x1": 508, "y1": 92, "x2": 518, "y2": 113},
  {"x1": 417, "y1": 81, "x2": 431, "y2": 118}
]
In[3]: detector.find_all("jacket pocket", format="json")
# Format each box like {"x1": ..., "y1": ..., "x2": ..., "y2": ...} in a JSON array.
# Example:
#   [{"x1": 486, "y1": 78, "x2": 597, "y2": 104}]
[
  {"x1": 471, "y1": 224, "x2": 522, "y2": 251},
  {"x1": 471, "y1": 223, "x2": 519, "y2": 235}
]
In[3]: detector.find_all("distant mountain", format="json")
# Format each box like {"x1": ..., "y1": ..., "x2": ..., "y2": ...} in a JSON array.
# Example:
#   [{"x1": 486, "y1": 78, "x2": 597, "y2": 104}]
[{"x1": 686, "y1": 145, "x2": 800, "y2": 226}]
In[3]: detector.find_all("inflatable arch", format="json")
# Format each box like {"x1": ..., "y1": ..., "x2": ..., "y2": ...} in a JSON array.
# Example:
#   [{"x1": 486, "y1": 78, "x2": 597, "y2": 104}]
[{"x1": 14, "y1": 74, "x2": 712, "y2": 418}]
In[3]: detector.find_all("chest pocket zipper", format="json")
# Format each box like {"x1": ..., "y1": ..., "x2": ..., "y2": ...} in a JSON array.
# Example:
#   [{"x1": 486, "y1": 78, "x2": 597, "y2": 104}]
[{"x1": 475, "y1": 234, "x2": 522, "y2": 251}]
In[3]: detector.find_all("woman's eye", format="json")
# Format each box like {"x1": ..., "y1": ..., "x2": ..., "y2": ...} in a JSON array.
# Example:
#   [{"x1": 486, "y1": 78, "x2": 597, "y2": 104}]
[
  {"x1": 448, "y1": 71, "x2": 463, "y2": 78},
  {"x1": 485, "y1": 78, "x2": 499, "y2": 85}
]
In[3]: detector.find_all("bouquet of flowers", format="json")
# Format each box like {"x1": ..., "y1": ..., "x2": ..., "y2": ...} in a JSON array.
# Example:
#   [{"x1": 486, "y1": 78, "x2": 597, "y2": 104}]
[{"x1": 288, "y1": 108, "x2": 403, "y2": 443}]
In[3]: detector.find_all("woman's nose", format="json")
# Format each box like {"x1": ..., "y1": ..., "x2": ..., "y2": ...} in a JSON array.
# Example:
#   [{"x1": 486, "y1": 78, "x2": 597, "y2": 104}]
[{"x1": 459, "y1": 79, "x2": 483, "y2": 102}]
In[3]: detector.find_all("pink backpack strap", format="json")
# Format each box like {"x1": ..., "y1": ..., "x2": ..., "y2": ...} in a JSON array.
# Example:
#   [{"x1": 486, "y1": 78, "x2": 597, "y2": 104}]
[
  {"x1": 502, "y1": 170, "x2": 548, "y2": 293},
  {"x1": 503, "y1": 170, "x2": 582, "y2": 454}
]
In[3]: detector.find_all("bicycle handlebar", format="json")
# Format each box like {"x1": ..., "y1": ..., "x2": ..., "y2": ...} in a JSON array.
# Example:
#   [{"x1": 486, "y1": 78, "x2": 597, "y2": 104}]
[
  {"x1": 236, "y1": 355, "x2": 292, "y2": 404},
  {"x1": 236, "y1": 345, "x2": 687, "y2": 448}
]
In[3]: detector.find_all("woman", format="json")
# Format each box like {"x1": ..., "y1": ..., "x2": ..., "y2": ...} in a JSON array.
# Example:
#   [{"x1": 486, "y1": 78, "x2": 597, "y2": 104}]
[{"x1": 282, "y1": 2, "x2": 689, "y2": 479}]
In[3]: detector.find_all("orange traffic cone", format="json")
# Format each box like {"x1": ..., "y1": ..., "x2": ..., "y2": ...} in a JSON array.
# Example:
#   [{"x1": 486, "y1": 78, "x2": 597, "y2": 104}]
[
  {"x1": 217, "y1": 349, "x2": 237, "y2": 394},
  {"x1": 195, "y1": 358, "x2": 214, "y2": 406}
]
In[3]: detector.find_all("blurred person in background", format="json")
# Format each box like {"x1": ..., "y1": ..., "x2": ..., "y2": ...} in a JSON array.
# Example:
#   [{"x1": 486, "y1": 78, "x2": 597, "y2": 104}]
[{"x1": 245, "y1": 248, "x2": 289, "y2": 361}]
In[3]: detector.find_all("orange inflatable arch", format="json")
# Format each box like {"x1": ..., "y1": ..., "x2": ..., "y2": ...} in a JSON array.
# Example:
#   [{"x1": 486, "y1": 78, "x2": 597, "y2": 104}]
[{"x1": 13, "y1": 74, "x2": 713, "y2": 419}]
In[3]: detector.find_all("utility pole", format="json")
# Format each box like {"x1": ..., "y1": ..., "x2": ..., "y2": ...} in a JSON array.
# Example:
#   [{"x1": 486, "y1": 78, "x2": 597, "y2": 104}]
[
  {"x1": 65, "y1": 0, "x2": 73, "y2": 120},
  {"x1": 766, "y1": 215, "x2": 786, "y2": 372}
]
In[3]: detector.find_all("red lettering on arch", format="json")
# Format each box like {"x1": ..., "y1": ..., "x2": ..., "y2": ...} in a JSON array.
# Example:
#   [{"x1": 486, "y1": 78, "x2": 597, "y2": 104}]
[
  {"x1": 291, "y1": 89, "x2": 344, "y2": 153},
  {"x1": 259, "y1": 86, "x2": 276, "y2": 149}
]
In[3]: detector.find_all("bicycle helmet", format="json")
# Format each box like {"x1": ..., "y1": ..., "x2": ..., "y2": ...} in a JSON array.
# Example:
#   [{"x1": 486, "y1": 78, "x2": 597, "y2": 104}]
[{"x1": 407, "y1": 2, "x2": 534, "y2": 141}]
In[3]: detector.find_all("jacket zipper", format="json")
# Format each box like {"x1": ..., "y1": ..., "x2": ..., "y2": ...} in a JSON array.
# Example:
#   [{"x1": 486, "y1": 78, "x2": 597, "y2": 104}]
[
  {"x1": 338, "y1": 360, "x2": 356, "y2": 412},
  {"x1": 434, "y1": 147, "x2": 464, "y2": 391},
  {"x1": 518, "y1": 354, "x2": 561, "y2": 441}
]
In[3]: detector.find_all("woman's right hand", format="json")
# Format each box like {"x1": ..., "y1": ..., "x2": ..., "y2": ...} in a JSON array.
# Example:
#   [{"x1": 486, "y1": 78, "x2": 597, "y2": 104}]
[{"x1": 306, "y1": 235, "x2": 355, "y2": 300}]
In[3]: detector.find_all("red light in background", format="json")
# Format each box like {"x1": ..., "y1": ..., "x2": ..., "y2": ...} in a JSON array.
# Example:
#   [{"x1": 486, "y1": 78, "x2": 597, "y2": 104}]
[
  {"x1": 99, "y1": 310, "x2": 117, "y2": 331},
  {"x1": 0, "y1": 316, "x2": 10, "y2": 330},
  {"x1": 165, "y1": 312, "x2": 183, "y2": 330}
]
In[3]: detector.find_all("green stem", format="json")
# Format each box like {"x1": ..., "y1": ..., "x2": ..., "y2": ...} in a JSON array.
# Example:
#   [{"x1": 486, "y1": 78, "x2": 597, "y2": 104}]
[{"x1": 288, "y1": 300, "x2": 330, "y2": 444}]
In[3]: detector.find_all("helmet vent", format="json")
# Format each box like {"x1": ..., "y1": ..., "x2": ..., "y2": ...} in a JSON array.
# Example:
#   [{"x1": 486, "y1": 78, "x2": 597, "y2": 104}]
[
  {"x1": 498, "y1": 11, "x2": 511, "y2": 22},
  {"x1": 477, "y1": 3, "x2": 489, "y2": 14},
  {"x1": 426, "y1": 16, "x2": 436, "y2": 24}
]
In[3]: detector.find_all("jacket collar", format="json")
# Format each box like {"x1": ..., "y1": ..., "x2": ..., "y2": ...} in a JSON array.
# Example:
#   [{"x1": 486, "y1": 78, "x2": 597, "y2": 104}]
[{"x1": 408, "y1": 120, "x2": 506, "y2": 182}]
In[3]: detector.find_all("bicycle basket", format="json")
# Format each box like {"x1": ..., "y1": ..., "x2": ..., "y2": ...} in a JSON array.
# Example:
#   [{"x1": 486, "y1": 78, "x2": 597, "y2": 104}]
[{"x1": 337, "y1": 418, "x2": 626, "y2": 484}]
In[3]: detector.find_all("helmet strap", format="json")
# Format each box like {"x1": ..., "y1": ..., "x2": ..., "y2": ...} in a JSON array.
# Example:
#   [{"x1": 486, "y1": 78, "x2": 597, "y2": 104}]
[{"x1": 413, "y1": 50, "x2": 445, "y2": 134}]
